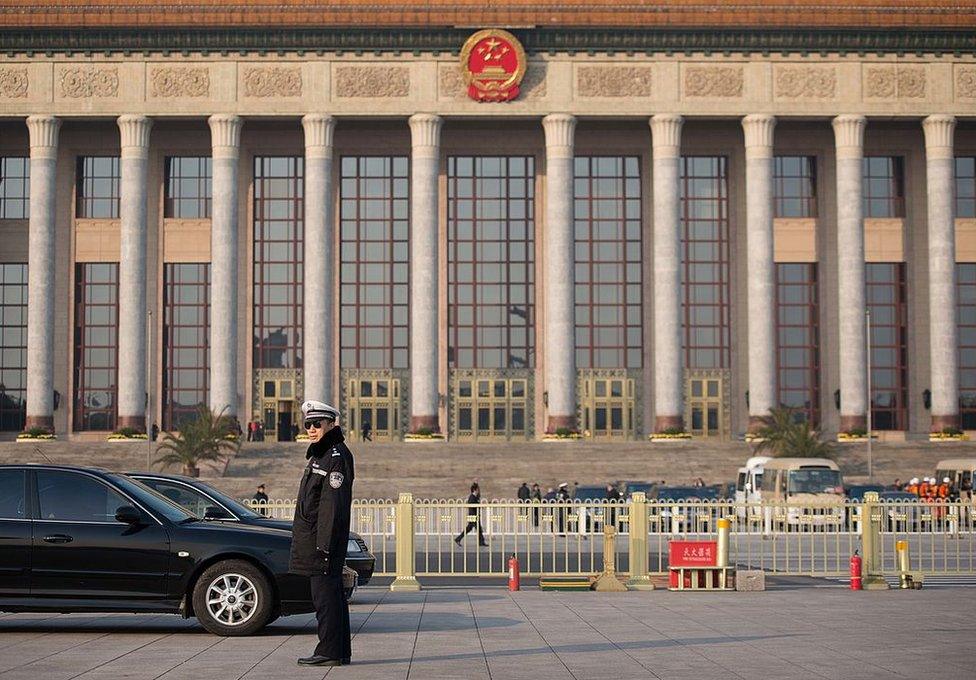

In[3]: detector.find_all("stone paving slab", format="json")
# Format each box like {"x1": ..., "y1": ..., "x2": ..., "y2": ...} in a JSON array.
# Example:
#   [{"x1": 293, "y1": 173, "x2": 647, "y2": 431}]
[{"x1": 0, "y1": 586, "x2": 971, "y2": 679}]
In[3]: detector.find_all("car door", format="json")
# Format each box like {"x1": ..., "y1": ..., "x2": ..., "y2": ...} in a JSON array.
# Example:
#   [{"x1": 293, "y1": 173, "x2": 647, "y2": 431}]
[
  {"x1": 31, "y1": 469, "x2": 171, "y2": 601},
  {"x1": 0, "y1": 469, "x2": 30, "y2": 596}
]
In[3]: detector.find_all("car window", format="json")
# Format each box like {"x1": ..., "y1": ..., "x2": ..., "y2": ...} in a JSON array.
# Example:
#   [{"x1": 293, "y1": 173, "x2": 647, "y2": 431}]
[
  {"x1": 36, "y1": 470, "x2": 130, "y2": 523},
  {"x1": 139, "y1": 480, "x2": 215, "y2": 517},
  {"x1": 0, "y1": 470, "x2": 26, "y2": 519}
]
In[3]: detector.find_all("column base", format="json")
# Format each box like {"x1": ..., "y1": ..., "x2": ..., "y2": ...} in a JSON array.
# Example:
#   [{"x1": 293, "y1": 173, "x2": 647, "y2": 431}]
[
  {"x1": 931, "y1": 414, "x2": 960, "y2": 432},
  {"x1": 839, "y1": 415, "x2": 867, "y2": 433},
  {"x1": 546, "y1": 415, "x2": 577, "y2": 433},
  {"x1": 116, "y1": 415, "x2": 146, "y2": 433},
  {"x1": 747, "y1": 416, "x2": 767, "y2": 434},
  {"x1": 653, "y1": 415, "x2": 684, "y2": 433},
  {"x1": 390, "y1": 576, "x2": 421, "y2": 592},
  {"x1": 24, "y1": 415, "x2": 54, "y2": 433},
  {"x1": 409, "y1": 415, "x2": 440, "y2": 433}
]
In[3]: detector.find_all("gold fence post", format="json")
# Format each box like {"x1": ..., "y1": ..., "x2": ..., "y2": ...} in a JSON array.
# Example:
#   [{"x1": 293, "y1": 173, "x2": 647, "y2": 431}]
[
  {"x1": 626, "y1": 491, "x2": 655, "y2": 590},
  {"x1": 861, "y1": 491, "x2": 889, "y2": 590},
  {"x1": 390, "y1": 492, "x2": 421, "y2": 592},
  {"x1": 592, "y1": 525, "x2": 628, "y2": 591}
]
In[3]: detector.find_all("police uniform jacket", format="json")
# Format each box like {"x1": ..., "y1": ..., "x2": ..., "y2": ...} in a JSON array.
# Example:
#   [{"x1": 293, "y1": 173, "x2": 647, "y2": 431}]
[{"x1": 289, "y1": 426, "x2": 355, "y2": 576}]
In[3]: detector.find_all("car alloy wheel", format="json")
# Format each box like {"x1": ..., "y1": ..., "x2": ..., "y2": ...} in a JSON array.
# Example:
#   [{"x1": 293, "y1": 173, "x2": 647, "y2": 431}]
[{"x1": 205, "y1": 572, "x2": 258, "y2": 626}]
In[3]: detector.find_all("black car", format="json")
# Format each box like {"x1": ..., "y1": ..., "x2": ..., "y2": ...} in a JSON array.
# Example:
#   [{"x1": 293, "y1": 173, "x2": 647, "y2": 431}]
[
  {"x1": 129, "y1": 472, "x2": 375, "y2": 586},
  {"x1": 0, "y1": 464, "x2": 348, "y2": 636}
]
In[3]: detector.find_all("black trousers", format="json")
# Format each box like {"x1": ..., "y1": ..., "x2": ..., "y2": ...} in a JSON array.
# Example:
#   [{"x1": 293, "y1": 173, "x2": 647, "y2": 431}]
[
  {"x1": 310, "y1": 573, "x2": 351, "y2": 660},
  {"x1": 455, "y1": 518, "x2": 485, "y2": 544}
]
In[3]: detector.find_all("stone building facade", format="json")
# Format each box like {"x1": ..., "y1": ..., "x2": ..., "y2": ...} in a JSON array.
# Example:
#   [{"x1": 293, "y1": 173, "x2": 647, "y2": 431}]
[{"x1": 0, "y1": 1, "x2": 975, "y2": 442}]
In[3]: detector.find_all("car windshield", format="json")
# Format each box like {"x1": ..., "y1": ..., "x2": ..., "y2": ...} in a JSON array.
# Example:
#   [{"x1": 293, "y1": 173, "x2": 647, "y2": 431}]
[
  {"x1": 625, "y1": 483, "x2": 655, "y2": 495},
  {"x1": 788, "y1": 468, "x2": 842, "y2": 494},
  {"x1": 191, "y1": 480, "x2": 263, "y2": 519},
  {"x1": 109, "y1": 474, "x2": 197, "y2": 523}
]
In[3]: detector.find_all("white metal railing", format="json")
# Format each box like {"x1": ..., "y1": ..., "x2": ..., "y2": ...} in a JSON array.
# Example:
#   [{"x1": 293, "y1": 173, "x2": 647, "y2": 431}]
[{"x1": 242, "y1": 496, "x2": 976, "y2": 579}]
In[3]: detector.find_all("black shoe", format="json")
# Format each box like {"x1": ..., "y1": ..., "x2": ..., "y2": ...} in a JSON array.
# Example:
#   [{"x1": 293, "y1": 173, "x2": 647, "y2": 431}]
[
  {"x1": 297, "y1": 656, "x2": 342, "y2": 666},
  {"x1": 341, "y1": 658, "x2": 351, "y2": 665},
  {"x1": 454, "y1": 536, "x2": 462, "y2": 546},
  {"x1": 479, "y1": 541, "x2": 489, "y2": 547}
]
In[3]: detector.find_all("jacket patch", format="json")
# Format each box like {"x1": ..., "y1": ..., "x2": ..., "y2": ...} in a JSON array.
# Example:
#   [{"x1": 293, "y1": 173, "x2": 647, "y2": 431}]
[
  {"x1": 329, "y1": 471, "x2": 344, "y2": 488},
  {"x1": 311, "y1": 467, "x2": 329, "y2": 477}
]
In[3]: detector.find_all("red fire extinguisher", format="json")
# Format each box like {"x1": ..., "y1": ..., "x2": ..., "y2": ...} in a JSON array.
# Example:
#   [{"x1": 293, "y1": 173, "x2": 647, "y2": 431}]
[
  {"x1": 850, "y1": 550, "x2": 863, "y2": 591},
  {"x1": 508, "y1": 554, "x2": 520, "y2": 592}
]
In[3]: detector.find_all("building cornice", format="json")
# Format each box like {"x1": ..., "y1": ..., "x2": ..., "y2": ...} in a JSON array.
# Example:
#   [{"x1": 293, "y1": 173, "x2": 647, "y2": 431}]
[{"x1": 1, "y1": 28, "x2": 975, "y2": 56}]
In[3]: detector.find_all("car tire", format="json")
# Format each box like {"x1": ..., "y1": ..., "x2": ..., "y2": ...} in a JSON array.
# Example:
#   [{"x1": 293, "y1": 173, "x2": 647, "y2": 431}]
[{"x1": 192, "y1": 559, "x2": 274, "y2": 637}]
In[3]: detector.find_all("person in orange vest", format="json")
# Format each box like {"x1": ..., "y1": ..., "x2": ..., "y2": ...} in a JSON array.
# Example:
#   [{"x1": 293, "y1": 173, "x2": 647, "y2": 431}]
[
  {"x1": 918, "y1": 477, "x2": 931, "y2": 499},
  {"x1": 906, "y1": 477, "x2": 920, "y2": 496},
  {"x1": 938, "y1": 478, "x2": 951, "y2": 499}
]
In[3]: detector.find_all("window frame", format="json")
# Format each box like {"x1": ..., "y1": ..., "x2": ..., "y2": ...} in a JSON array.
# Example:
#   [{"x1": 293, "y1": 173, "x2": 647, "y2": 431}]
[
  {"x1": 75, "y1": 156, "x2": 121, "y2": 219},
  {"x1": 72, "y1": 263, "x2": 119, "y2": 432}
]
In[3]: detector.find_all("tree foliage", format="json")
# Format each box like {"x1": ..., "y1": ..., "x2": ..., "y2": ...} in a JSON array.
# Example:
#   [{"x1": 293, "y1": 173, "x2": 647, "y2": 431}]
[
  {"x1": 753, "y1": 406, "x2": 836, "y2": 460},
  {"x1": 154, "y1": 405, "x2": 240, "y2": 473}
]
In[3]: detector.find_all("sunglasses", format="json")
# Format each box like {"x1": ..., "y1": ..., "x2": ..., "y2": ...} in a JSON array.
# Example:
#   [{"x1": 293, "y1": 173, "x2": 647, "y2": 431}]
[{"x1": 304, "y1": 419, "x2": 324, "y2": 430}]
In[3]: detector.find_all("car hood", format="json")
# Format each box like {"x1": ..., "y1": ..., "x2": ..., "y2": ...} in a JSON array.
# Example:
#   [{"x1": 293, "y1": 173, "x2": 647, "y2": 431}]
[
  {"x1": 181, "y1": 519, "x2": 293, "y2": 539},
  {"x1": 249, "y1": 517, "x2": 294, "y2": 531}
]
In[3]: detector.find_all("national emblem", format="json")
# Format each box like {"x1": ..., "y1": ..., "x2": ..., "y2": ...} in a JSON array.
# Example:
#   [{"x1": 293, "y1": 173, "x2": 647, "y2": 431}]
[{"x1": 460, "y1": 29, "x2": 526, "y2": 102}]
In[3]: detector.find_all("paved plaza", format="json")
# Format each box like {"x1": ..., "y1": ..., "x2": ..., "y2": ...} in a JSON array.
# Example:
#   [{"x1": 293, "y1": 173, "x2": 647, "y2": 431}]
[{"x1": 0, "y1": 584, "x2": 972, "y2": 680}]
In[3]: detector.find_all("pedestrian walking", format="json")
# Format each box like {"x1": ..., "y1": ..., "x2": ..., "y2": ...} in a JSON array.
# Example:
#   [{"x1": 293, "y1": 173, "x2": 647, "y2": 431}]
[
  {"x1": 361, "y1": 420, "x2": 372, "y2": 442},
  {"x1": 455, "y1": 482, "x2": 488, "y2": 547},
  {"x1": 247, "y1": 420, "x2": 255, "y2": 442},
  {"x1": 253, "y1": 483, "x2": 269, "y2": 516},
  {"x1": 556, "y1": 482, "x2": 571, "y2": 534},
  {"x1": 517, "y1": 481, "x2": 530, "y2": 524},
  {"x1": 606, "y1": 483, "x2": 621, "y2": 529},
  {"x1": 289, "y1": 400, "x2": 355, "y2": 667},
  {"x1": 531, "y1": 482, "x2": 542, "y2": 529}
]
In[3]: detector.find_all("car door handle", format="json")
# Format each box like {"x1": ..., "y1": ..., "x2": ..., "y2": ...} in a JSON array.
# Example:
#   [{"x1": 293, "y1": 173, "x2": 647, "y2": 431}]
[{"x1": 43, "y1": 534, "x2": 73, "y2": 544}]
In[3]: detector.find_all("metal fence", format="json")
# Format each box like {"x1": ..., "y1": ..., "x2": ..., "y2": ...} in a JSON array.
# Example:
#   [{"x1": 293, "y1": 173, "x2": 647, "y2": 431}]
[{"x1": 243, "y1": 495, "x2": 976, "y2": 580}]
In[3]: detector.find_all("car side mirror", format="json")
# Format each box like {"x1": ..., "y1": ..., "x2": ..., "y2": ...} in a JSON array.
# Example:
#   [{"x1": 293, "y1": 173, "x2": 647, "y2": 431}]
[
  {"x1": 115, "y1": 505, "x2": 144, "y2": 525},
  {"x1": 204, "y1": 505, "x2": 229, "y2": 520}
]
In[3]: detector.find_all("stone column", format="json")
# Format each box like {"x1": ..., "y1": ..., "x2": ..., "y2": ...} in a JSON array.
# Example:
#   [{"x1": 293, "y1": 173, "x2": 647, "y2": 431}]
[
  {"x1": 650, "y1": 114, "x2": 684, "y2": 433},
  {"x1": 923, "y1": 114, "x2": 958, "y2": 431},
  {"x1": 24, "y1": 115, "x2": 61, "y2": 432},
  {"x1": 208, "y1": 114, "x2": 243, "y2": 419},
  {"x1": 542, "y1": 113, "x2": 578, "y2": 432},
  {"x1": 302, "y1": 114, "x2": 337, "y2": 405},
  {"x1": 742, "y1": 114, "x2": 777, "y2": 431},
  {"x1": 408, "y1": 114, "x2": 442, "y2": 432},
  {"x1": 116, "y1": 115, "x2": 153, "y2": 431},
  {"x1": 833, "y1": 114, "x2": 868, "y2": 433}
]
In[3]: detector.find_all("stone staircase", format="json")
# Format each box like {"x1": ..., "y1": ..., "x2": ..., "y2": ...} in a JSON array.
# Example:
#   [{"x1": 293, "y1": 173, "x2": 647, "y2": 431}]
[{"x1": 3, "y1": 437, "x2": 970, "y2": 502}]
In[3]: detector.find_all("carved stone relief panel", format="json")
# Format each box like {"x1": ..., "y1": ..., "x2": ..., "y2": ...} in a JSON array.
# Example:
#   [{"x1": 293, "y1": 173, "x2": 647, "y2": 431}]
[
  {"x1": 577, "y1": 66, "x2": 653, "y2": 97},
  {"x1": 683, "y1": 66, "x2": 743, "y2": 97},
  {"x1": 150, "y1": 67, "x2": 210, "y2": 98},
  {"x1": 774, "y1": 66, "x2": 836, "y2": 99},
  {"x1": 243, "y1": 66, "x2": 302, "y2": 97},
  {"x1": 0, "y1": 68, "x2": 28, "y2": 98},
  {"x1": 865, "y1": 65, "x2": 925, "y2": 98},
  {"x1": 59, "y1": 67, "x2": 119, "y2": 98},
  {"x1": 955, "y1": 66, "x2": 976, "y2": 100},
  {"x1": 335, "y1": 66, "x2": 409, "y2": 98}
]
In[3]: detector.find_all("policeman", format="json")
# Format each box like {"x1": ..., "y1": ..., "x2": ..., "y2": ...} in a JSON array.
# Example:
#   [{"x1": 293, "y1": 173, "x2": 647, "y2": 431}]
[{"x1": 289, "y1": 400, "x2": 355, "y2": 667}]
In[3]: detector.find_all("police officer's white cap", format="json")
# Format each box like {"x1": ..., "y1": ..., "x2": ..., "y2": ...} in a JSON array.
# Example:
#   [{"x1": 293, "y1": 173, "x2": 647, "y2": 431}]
[{"x1": 301, "y1": 400, "x2": 340, "y2": 422}]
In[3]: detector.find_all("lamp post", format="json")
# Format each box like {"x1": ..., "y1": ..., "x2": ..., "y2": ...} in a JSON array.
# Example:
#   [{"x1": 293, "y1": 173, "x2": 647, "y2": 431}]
[
  {"x1": 146, "y1": 308, "x2": 153, "y2": 471},
  {"x1": 866, "y1": 309, "x2": 873, "y2": 483}
]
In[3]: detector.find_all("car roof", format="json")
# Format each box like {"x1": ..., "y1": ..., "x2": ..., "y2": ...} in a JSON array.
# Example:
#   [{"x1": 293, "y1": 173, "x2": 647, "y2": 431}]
[
  {"x1": 127, "y1": 471, "x2": 201, "y2": 482},
  {"x1": 762, "y1": 458, "x2": 840, "y2": 470},
  {"x1": 0, "y1": 463, "x2": 113, "y2": 475}
]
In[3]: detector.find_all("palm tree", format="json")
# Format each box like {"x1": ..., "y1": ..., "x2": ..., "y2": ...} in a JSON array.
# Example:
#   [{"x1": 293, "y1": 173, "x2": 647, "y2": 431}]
[
  {"x1": 752, "y1": 406, "x2": 836, "y2": 460},
  {"x1": 154, "y1": 405, "x2": 240, "y2": 477}
]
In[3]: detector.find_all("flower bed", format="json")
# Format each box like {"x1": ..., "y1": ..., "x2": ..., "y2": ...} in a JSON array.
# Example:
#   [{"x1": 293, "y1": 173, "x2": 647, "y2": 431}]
[
  {"x1": 929, "y1": 428, "x2": 970, "y2": 442},
  {"x1": 649, "y1": 428, "x2": 691, "y2": 442},
  {"x1": 17, "y1": 427, "x2": 55, "y2": 441}
]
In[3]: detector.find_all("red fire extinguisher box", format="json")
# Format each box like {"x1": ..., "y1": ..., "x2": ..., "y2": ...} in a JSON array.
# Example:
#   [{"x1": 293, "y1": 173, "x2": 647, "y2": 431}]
[{"x1": 668, "y1": 540, "x2": 719, "y2": 589}]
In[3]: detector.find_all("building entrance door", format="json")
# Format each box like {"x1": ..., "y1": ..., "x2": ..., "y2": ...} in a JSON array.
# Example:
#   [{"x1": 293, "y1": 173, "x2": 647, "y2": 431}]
[
  {"x1": 259, "y1": 376, "x2": 300, "y2": 442},
  {"x1": 346, "y1": 377, "x2": 400, "y2": 441},
  {"x1": 452, "y1": 372, "x2": 530, "y2": 441},
  {"x1": 686, "y1": 373, "x2": 726, "y2": 438},
  {"x1": 579, "y1": 374, "x2": 635, "y2": 438}
]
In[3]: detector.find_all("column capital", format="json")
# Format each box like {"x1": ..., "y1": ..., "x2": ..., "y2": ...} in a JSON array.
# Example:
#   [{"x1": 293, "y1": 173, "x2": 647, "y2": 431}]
[
  {"x1": 832, "y1": 114, "x2": 867, "y2": 159},
  {"x1": 117, "y1": 115, "x2": 153, "y2": 159},
  {"x1": 923, "y1": 114, "x2": 956, "y2": 160},
  {"x1": 26, "y1": 115, "x2": 61, "y2": 159},
  {"x1": 302, "y1": 113, "x2": 336, "y2": 159},
  {"x1": 208, "y1": 114, "x2": 243, "y2": 158},
  {"x1": 742, "y1": 114, "x2": 776, "y2": 158},
  {"x1": 542, "y1": 113, "x2": 577, "y2": 154},
  {"x1": 409, "y1": 113, "x2": 443, "y2": 149},
  {"x1": 650, "y1": 114, "x2": 683, "y2": 156}
]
